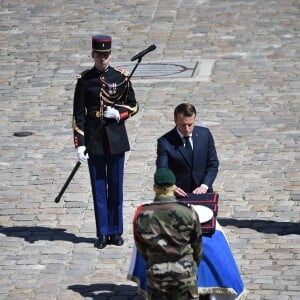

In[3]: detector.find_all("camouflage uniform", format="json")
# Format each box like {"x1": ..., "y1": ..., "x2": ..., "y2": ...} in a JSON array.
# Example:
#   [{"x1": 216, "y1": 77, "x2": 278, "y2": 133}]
[{"x1": 133, "y1": 196, "x2": 202, "y2": 300}]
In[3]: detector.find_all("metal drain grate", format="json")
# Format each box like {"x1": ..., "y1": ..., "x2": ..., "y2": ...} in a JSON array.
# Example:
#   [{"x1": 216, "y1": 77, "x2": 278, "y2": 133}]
[{"x1": 113, "y1": 59, "x2": 216, "y2": 82}]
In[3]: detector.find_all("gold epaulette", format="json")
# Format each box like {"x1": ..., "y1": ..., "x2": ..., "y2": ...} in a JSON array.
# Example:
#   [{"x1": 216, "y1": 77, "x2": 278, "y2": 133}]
[
  {"x1": 115, "y1": 67, "x2": 130, "y2": 77},
  {"x1": 76, "y1": 69, "x2": 90, "y2": 80}
]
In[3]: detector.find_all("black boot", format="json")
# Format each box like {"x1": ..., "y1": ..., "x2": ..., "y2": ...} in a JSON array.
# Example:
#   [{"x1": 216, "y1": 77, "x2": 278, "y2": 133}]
[
  {"x1": 109, "y1": 234, "x2": 124, "y2": 246},
  {"x1": 94, "y1": 235, "x2": 108, "y2": 249}
]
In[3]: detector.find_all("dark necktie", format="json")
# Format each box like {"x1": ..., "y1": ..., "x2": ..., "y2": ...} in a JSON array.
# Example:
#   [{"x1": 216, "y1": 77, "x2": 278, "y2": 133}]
[{"x1": 184, "y1": 136, "x2": 193, "y2": 160}]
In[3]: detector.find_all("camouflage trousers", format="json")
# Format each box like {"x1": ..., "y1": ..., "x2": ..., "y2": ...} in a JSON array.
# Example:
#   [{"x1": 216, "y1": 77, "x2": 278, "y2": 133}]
[{"x1": 146, "y1": 260, "x2": 198, "y2": 300}]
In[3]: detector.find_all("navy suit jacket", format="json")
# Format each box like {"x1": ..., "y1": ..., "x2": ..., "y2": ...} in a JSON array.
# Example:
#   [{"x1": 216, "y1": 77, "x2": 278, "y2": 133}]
[{"x1": 156, "y1": 126, "x2": 219, "y2": 193}]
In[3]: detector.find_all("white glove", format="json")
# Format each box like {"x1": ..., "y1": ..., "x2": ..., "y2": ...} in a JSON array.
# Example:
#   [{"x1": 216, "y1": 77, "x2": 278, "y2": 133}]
[
  {"x1": 104, "y1": 106, "x2": 120, "y2": 122},
  {"x1": 76, "y1": 146, "x2": 89, "y2": 162}
]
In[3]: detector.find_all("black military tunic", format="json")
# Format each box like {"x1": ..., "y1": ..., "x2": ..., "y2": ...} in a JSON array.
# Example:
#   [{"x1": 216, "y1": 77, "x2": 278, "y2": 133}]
[{"x1": 73, "y1": 65, "x2": 138, "y2": 155}]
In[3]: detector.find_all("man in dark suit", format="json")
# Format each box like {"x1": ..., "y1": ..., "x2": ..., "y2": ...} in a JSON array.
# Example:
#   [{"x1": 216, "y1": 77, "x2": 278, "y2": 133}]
[
  {"x1": 156, "y1": 103, "x2": 219, "y2": 198},
  {"x1": 156, "y1": 103, "x2": 219, "y2": 300},
  {"x1": 73, "y1": 35, "x2": 138, "y2": 249}
]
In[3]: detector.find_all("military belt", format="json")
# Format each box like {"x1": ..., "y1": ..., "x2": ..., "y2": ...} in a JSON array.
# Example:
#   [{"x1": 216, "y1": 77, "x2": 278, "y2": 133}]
[{"x1": 88, "y1": 111, "x2": 103, "y2": 118}]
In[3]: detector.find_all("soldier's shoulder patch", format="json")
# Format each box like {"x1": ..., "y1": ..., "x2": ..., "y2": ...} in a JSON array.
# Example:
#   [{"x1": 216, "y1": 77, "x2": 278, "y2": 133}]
[
  {"x1": 115, "y1": 67, "x2": 130, "y2": 77},
  {"x1": 76, "y1": 69, "x2": 90, "y2": 80}
]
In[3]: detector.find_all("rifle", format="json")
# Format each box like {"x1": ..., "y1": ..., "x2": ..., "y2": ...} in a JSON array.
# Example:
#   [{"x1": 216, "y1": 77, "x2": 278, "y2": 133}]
[{"x1": 54, "y1": 45, "x2": 156, "y2": 203}]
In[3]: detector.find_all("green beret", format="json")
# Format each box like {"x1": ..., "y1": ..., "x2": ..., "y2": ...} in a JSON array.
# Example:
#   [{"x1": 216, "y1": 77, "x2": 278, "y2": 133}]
[{"x1": 154, "y1": 168, "x2": 176, "y2": 187}]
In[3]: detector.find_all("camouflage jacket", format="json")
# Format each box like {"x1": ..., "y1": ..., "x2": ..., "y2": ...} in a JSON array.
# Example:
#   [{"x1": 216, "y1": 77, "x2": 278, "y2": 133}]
[{"x1": 133, "y1": 196, "x2": 202, "y2": 265}]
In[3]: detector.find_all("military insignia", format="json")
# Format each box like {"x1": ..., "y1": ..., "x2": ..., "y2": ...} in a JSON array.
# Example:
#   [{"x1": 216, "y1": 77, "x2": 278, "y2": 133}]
[
  {"x1": 115, "y1": 67, "x2": 130, "y2": 77},
  {"x1": 76, "y1": 69, "x2": 90, "y2": 80},
  {"x1": 107, "y1": 83, "x2": 117, "y2": 95},
  {"x1": 99, "y1": 75, "x2": 129, "y2": 101}
]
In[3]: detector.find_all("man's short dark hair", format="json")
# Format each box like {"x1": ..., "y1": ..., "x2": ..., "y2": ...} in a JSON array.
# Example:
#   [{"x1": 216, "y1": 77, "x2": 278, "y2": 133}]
[{"x1": 174, "y1": 103, "x2": 196, "y2": 117}]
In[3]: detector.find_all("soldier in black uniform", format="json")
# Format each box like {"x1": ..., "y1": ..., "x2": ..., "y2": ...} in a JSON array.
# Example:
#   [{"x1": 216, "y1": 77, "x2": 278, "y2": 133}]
[{"x1": 72, "y1": 35, "x2": 138, "y2": 249}]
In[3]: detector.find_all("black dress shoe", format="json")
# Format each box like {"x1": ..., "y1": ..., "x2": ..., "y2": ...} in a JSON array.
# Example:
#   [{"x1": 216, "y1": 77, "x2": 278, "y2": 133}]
[
  {"x1": 109, "y1": 234, "x2": 124, "y2": 246},
  {"x1": 94, "y1": 235, "x2": 108, "y2": 249}
]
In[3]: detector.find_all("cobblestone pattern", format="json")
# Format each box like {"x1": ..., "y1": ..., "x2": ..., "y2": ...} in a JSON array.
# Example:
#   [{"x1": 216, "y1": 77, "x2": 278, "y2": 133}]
[{"x1": 0, "y1": 0, "x2": 299, "y2": 299}]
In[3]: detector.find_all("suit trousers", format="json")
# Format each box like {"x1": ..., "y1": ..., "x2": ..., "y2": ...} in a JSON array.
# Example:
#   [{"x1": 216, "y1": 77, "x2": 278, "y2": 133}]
[{"x1": 88, "y1": 153, "x2": 125, "y2": 236}]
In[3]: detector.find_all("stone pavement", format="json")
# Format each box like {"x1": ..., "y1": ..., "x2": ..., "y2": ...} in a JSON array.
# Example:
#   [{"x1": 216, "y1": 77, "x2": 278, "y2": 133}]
[{"x1": 0, "y1": 0, "x2": 299, "y2": 299}]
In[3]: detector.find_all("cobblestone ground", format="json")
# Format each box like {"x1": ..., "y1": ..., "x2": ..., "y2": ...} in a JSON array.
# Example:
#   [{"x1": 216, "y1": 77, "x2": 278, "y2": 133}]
[{"x1": 0, "y1": 0, "x2": 299, "y2": 299}]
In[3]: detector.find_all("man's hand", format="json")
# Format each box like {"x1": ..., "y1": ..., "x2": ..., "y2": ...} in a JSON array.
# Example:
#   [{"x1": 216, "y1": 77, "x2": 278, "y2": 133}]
[
  {"x1": 104, "y1": 106, "x2": 120, "y2": 122},
  {"x1": 192, "y1": 184, "x2": 208, "y2": 194},
  {"x1": 174, "y1": 186, "x2": 188, "y2": 197},
  {"x1": 76, "y1": 146, "x2": 89, "y2": 162}
]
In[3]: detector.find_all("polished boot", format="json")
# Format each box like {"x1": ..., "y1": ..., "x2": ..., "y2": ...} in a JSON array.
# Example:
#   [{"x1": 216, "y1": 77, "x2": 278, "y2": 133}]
[
  {"x1": 94, "y1": 235, "x2": 108, "y2": 249},
  {"x1": 109, "y1": 234, "x2": 124, "y2": 246}
]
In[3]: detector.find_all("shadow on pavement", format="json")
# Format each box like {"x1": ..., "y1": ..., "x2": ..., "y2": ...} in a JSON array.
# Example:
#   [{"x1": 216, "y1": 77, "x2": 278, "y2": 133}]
[
  {"x1": 68, "y1": 283, "x2": 144, "y2": 300},
  {"x1": 218, "y1": 218, "x2": 300, "y2": 236},
  {"x1": 0, "y1": 225, "x2": 95, "y2": 244}
]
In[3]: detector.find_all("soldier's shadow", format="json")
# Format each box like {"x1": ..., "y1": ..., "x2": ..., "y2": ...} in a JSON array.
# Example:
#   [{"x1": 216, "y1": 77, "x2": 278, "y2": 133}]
[
  {"x1": 68, "y1": 283, "x2": 144, "y2": 300},
  {"x1": 218, "y1": 218, "x2": 300, "y2": 235},
  {"x1": 0, "y1": 225, "x2": 95, "y2": 244}
]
